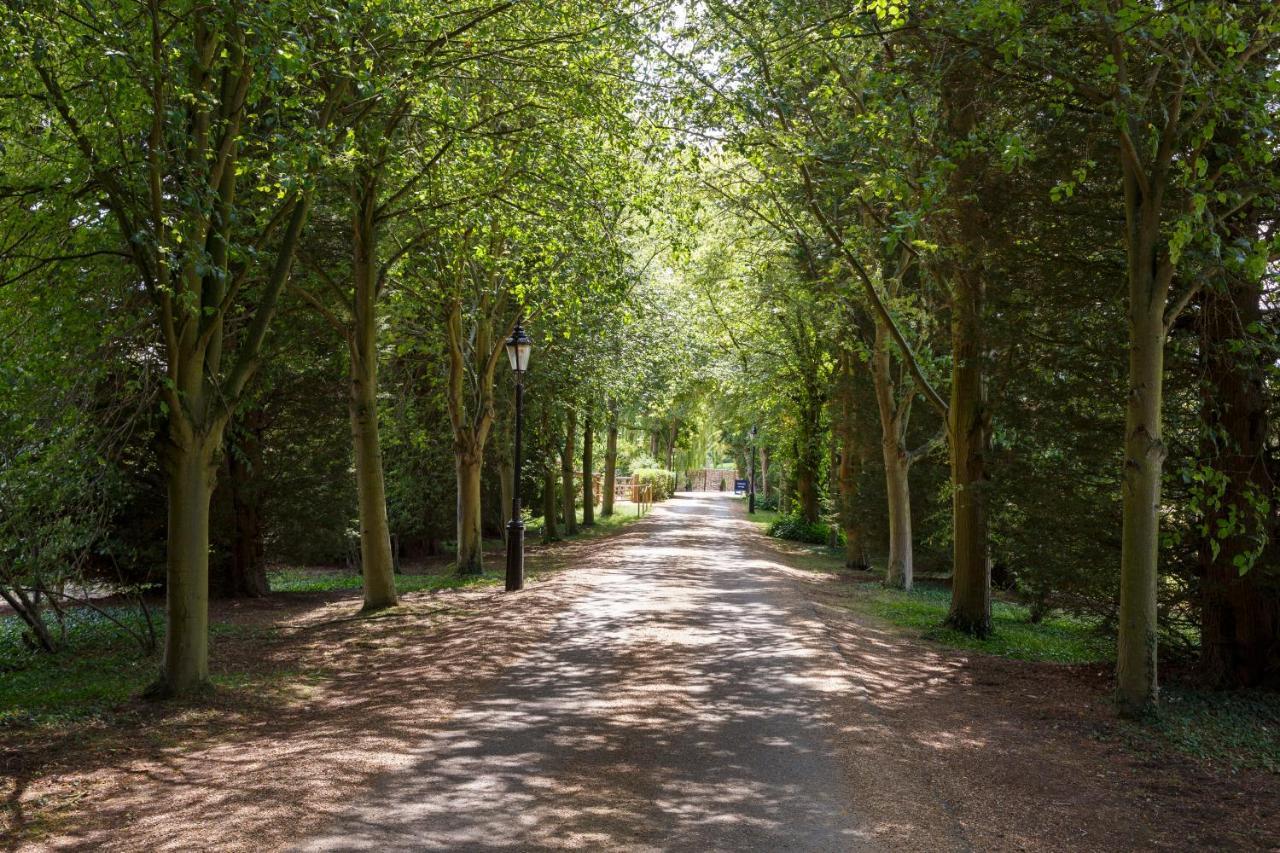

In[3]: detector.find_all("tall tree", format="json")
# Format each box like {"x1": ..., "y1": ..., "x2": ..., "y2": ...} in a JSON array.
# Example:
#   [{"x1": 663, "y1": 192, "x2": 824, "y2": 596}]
[{"x1": 3, "y1": 0, "x2": 343, "y2": 694}]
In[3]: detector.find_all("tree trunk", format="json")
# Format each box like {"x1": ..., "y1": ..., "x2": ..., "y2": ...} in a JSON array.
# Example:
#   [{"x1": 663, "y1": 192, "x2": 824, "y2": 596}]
[
  {"x1": 1116, "y1": 282, "x2": 1166, "y2": 714},
  {"x1": 349, "y1": 185, "x2": 397, "y2": 610},
  {"x1": 456, "y1": 450, "x2": 484, "y2": 575},
  {"x1": 562, "y1": 407, "x2": 578, "y2": 535},
  {"x1": 542, "y1": 467, "x2": 559, "y2": 543},
  {"x1": 349, "y1": 333, "x2": 398, "y2": 609},
  {"x1": 602, "y1": 403, "x2": 618, "y2": 517},
  {"x1": 795, "y1": 398, "x2": 823, "y2": 525},
  {"x1": 837, "y1": 419, "x2": 865, "y2": 569},
  {"x1": 944, "y1": 268, "x2": 991, "y2": 634},
  {"x1": 1196, "y1": 228, "x2": 1280, "y2": 688},
  {"x1": 795, "y1": 450, "x2": 819, "y2": 524},
  {"x1": 834, "y1": 349, "x2": 875, "y2": 570},
  {"x1": 827, "y1": 428, "x2": 841, "y2": 549},
  {"x1": 870, "y1": 319, "x2": 914, "y2": 589},
  {"x1": 884, "y1": 447, "x2": 914, "y2": 589},
  {"x1": 779, "y1": 461, "x2": 792, "y2": 515},
  {"x1": 582, "y1": 410, "x2": 595, "y2": 527},
  {"x1": 157, "y1": 435, "x2": 219, "y2": 696},
  {"x1": 941, "y1": 57, "x2": 991, "y2": 638},
  {"x1": 760, "y1": 446, "x2": 770, "y2": 501}
]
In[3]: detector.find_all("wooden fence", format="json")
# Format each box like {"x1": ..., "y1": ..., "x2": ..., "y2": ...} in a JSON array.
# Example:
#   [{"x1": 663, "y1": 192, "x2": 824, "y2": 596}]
[{"x1": 611, "y1": 475, "x2": 655, "y2": 515}]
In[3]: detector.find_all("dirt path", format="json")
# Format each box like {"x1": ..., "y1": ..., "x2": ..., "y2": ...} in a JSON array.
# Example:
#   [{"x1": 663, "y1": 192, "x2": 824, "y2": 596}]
[
  {"x1": 10, "y1": 493, "x2": 1280, "y2": 851},
  {"x1": 297, "y1": 493, "x2": 885, "y2": 852}
]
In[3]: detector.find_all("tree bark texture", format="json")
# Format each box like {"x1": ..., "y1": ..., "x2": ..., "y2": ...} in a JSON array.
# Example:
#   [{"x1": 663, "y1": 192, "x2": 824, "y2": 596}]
[
  {"x1": 602, "y1": 403, "x2": 618, "y2": 517},
  {"x1": 941, "y1": 56, "x2": 992, "y2": 638},
  {"x1": 562, "y1": 407, "x2": 578, "y2": 535},
  {"x1": 582, "y1": 410, "x2": 595, "y2": 527},
  {"x1": 455, "y1": 450, "x2": 484, "y2": 575},
  {"x1": 349, "y1": 199, "x2": 397, "y2": 608}
]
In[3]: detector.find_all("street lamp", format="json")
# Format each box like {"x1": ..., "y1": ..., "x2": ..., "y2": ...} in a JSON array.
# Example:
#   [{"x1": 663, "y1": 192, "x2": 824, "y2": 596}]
[
  {"x1": 749, "y1": 425, "x2": 758, "y2": 514},
  {"x1": 504, "y1": 320, "x2": 532, "y2": 592}
]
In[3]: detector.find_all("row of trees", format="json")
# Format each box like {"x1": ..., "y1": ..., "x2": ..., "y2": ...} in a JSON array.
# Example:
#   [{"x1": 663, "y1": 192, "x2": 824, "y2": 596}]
[
  {"x1": 0, "y1": 1, "x2": 715, "y2": 696},
  {"x1": 4, "y1": 0, "x2": 1277, "y2": 722},
  {"x1": 660, "y1": 0, "x2": 1279, "y2": 714}
]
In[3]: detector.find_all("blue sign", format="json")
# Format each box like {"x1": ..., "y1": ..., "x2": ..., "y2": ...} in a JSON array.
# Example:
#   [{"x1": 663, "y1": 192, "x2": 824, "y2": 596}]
[{"x1": 734, "y1": 479, "x2": 749, "y2": 495}]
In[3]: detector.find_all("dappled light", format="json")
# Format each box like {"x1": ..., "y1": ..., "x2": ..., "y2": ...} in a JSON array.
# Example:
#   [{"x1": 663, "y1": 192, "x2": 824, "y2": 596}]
[
  {"x1": 3, "y1": 0, "x2": 1280, "y2": 849},
  {"x1": 297, "y1": 494, "x2": 872, "y2": 851}
]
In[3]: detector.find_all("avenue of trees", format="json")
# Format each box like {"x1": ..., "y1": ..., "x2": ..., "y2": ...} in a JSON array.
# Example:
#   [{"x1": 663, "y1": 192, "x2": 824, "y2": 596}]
[
  {"x1": 660, "y1": 0, "x2": 1280, "y2": 715},
  {"x1": 0, "y1": 0, "x2": 707, "y2": 696},
  {"x1": 1, "y1": 0, "x2": 1278, "y2": 722}
]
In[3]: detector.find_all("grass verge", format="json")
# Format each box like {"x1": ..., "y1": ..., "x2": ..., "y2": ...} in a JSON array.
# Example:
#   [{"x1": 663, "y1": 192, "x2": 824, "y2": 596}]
[
  {"x1": 525, "y1": 501, "x2": 645, "y2": 540},
  {"x1": 852, "y1": 583, "x2": 1112, "y2": 664},
  {"x1": 744, "y1": 502, "x2": 1279, "y2": 775},
  {"x1": 0, "y1": 608, "x2": 281, "y2": 729},
  {"x1": 268, "y1": 567, "x2": 500, "y2": 594}
]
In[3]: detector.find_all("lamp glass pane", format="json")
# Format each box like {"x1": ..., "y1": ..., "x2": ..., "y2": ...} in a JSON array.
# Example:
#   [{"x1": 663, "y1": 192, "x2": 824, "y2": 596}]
[{"x1": 516, "y1": 341, "x2": 531, "y2": 372}]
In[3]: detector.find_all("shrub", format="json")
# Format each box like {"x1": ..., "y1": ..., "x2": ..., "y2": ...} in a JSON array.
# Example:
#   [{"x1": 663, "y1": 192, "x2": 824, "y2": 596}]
[
  {"x1": 631, "y1": 468, "x2": 678, "y2": 501},
  {"x1": 767, "y1": 513, "x2": 838, "y2": 545}
]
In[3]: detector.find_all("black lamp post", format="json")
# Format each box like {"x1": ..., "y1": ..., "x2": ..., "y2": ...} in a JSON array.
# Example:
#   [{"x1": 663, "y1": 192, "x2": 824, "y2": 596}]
[
  {"x1": 504, "y1": 320, "x2": 532, "y2": 592},
  {"x1": 749, "y1": 425, "x2": 758, "y2": 514}
]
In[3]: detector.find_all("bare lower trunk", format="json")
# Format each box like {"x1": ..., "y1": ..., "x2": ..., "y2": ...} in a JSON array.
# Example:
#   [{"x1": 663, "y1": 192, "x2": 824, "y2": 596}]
[
  {"x1": 602, "y1": 405, "x2": 618, "y2": 517},
  {"x1": 940, "y1": 58, "x2": 991, "y2": 638},
  {"x1": 456, "y1": 451, "x2": 484, "y2": 576},
  {"x1": 760, "y1": 447, "x2": 770, "y2": 500},
  {"x1": 795, "y1": 461, "x2": 819, "y2": 524},
  {"x1": 944, "y1": 270, "x2": 990, "y2": 636},
  {"x1": 883, "y1": 447, "x2": 914, "y2": 590},
  {"x1": 348, "y1": 187, "x2": 397, "y2": 609},
  {"x1": 870, "y1": 320, "x2": 914, "y2": 589},
  {"x1": 350, "y1": 339, "x2": 398, "y2": 609},
  {"x1": 157, "y1": 436, "x2": 219, "y2": 696},
  {"x1": 542, "y1": 468, "x2": 559, "y2": 543},
  {"x1": 1197, "y1": 237, "x2": 1279, "y2": 688},
  {"x1": 1117, "y1": 298, "x2": 1165, "y2": 714},
  {"x1": 827, "y1": 433, "x2": 841, "y2": 549},
  {"x1": 779, "y1": 461, "x2": 791, "y2": 515},
  {"x1": 562, "y1": 408, "x2": 578, "y2": 535},
  {"x1": 0, "y1": 586, "x2": 56, "y2": 652},
  {"x1": 795, "y1": 398, "x2": 823, "y2": 524},
  {"x1": 834, "y1": 352, "x2": 867, "y2": 568},
  {"x1": 582, "y1": 411, "x2": 595, "y2": 527}
]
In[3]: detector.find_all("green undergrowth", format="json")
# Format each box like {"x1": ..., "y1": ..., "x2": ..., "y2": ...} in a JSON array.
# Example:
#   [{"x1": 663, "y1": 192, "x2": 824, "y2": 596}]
[
  {"x1": 851, "y1": 582, "x2": 1112, "y2": 664},
  {"x1": 745, "y1": 506, "x2": 781, "y2": 531},
  {"x1": 768, "y1": 537, "x2": 1277, "y2": 775},
  {"x1": 268, "y1": 567, "x2": 499, "y2": 594},
  {"x1": 768, "y1": 512, "x2": 840, "y2": 545},
  {"x1": 1128, "y1": 688, "x2": 1280, "y2": 774},
  {"x1": 0, "y1": 608, "x2": 273, "y2": 729},
  {"x1": 746, "y1": 504, "x2": 1278, "y2": 775},
  {"x1": 525, "y1": 502, "x2": 644, "y2": 540},
  {"x1": 744, "y1": 503, "x2": 842, "y2": 547}
]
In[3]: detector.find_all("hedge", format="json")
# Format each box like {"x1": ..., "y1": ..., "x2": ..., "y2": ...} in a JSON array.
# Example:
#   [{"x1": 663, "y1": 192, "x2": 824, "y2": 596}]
[{"x1": 630, "y1": 468, "x2": 678, "y2": 501}]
